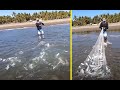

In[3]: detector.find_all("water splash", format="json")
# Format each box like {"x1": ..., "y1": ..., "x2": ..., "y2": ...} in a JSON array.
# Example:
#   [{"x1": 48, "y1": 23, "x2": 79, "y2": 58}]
[
  {"x1": 5, "y1": 65, "x2": 10, "y2": 70},
  {"x1": 22, "y1": 42, "x2": 50, "y2": 70},
  {"x1": 0, "y1": 58, "x2": 2, "y2": 61},
  {"x1": 55, "y1": 53, "x2": 60, "y2": 58},
  {"x1": 64, "y1": 50, "x2": 68, "y2": 53},
  {"x1": 0, "y1": 57, "x2": 21, "y2": 70},
  {"x1": 45, "y1": 43, "x2": 50, "y2": 48},
  {"x1": 19, "y1": 51, "x2": 24, "y2": 54},
  {"x1": 52, "y1": 53, "x2": 69, "y2": 69},
  {"x1": 29, "y1": 64, "x2": 34, "y2": 69}
]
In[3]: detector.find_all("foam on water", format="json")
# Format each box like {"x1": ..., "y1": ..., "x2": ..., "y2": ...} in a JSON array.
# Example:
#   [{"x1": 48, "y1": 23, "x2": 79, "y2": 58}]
[
  {"x1": 29, "y1": 64, "x2": 34, "y2": 69},
  {"x1": 19, "y1": 51, "x2": 24, "y2": 54},
  {"x1": 47, "y1": 23, "x2": 69, "y2": 27},
  {"x1": 55, "y1": 53, "x2": 60, "y2": 58},
  {"x1": 0, "y1": 27, "x2": 34, "y2": 31},
  {"x1": 64, "y1": 50, "x2": 68, "y2": 53},
  {"x1": 109, "y1": 35, "x2": 120, "y2": 38},
  {"x1": 5, "y1": 65, "x2": 10, "y2": 70},
  {"x1": 0, "y1": 58, "x2": 2, "y2": 61},
  {"x1": 45, "y1": 43, "x2": 50, "y2": 48}
]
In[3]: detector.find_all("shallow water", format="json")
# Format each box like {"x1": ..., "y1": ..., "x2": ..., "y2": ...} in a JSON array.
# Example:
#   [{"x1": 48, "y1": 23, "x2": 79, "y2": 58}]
[
  {"x1": 0, "y1": 24, "x2": 70, "y2": 80},
  {"x1": 73, "y1": 31, "x2": 120, "y2": 80}
]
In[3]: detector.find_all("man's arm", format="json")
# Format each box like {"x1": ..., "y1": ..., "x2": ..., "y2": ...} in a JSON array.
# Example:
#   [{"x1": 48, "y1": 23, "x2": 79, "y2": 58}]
[{"x1": 42, "y1": 22, "x2": 44, "y2": 25}]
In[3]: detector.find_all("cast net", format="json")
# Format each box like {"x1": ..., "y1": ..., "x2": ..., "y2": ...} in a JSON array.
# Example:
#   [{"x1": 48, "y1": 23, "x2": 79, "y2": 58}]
[{"x1": 78, "y1": 28, "x2": 111, "y2": 79}]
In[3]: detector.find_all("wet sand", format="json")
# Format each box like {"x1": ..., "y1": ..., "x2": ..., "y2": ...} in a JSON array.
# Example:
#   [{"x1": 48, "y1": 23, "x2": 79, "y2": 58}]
[
  {"x1": 72, "y1": 22, "x2": 120, "y2": 33},
  {"x1": 0, "y1": 18, "x2": 70, "y2": 30}
]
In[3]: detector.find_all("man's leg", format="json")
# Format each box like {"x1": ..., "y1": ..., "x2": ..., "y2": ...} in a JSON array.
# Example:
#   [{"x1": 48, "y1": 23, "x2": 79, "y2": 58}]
[
  {"x1": 40, "y1": 29, "x2": 44, "y2": 38},
  {"x1": 38, "y1": 30, "x2": 41, "y2": 35}
]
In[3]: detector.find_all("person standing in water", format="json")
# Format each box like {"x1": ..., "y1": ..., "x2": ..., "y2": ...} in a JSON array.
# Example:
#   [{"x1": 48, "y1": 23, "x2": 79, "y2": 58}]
[
  {"x1": 35, "y1": 18, "x2": 45, "y2": 39},
  {"x1": 99, "y1": 18, "x2": 108, "y2": 43}
]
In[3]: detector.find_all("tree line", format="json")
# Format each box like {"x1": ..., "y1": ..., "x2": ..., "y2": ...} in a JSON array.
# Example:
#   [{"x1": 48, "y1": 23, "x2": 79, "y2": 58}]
[
  {"x1": 72, "y1": 13, "x2": 120, "y2": 26},
  {"x1": 0, "y1": 11, "x2": 70, "y2": 24}
]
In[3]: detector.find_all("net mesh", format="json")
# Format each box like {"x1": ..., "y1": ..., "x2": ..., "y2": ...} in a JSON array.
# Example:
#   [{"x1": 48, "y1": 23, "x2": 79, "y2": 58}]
[{"x1": 78, "y1": 28, "x2": 111, "y2": 79}]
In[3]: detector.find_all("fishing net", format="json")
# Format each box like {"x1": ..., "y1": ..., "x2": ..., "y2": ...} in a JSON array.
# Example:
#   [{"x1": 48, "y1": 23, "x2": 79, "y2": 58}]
[{"x1": 78, "y1": 29, "x2": 111, "y2": 79}]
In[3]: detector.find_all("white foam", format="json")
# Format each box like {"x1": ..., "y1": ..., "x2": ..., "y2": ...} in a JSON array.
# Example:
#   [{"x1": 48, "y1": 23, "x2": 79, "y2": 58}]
[
  {"x1": 64, "y1": 50, "x2": 68, "y2": 53},
  {"x1": 109, "y1": 35, "x2": 120, "y2": 38},
  {"x1": 40, "y1": 51, "x2": 45, "y2": 59},
  {"x1": 0, "y1": 27, "x2": 34, "y2": 32},
  {"x1": 10, "y1": 63, "x2": 15, "y2": 67},
  {"x1": 47, "y1": 23, "x2": 69, "y2": 27},
  {"x1": 19, "y1": 51, "x2": 23, "y2": 54},
  {"x1": 0, "y1": 58, "x2": 2, "y2": 61},
  {"x1": 5, "y1": 29, "x2": 14, "y2": 30},
  {"x1": 29, "y1": 64, "x2": 34, "y2": 69},
  {"x1": 45, "y1": 43, "x2": 50, "y2": 48},
  {"x1": 55, "y1": 53, "x2": 60, "y2": 58},
  {"x1": 3, "y1": 59, "x2": 6, "y2": 62},
  {"x1": 48, "y1": 63, "x2": 52, "y2": 65}
]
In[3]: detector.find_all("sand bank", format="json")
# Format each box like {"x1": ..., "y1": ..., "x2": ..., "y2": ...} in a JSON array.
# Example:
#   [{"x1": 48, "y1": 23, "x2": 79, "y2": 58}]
[
  {"x1": 0, "y1": 18, "x2": 70, "y2": 30},
  {"x1": 72, "y1": 22, "x2": 120, "y2": 33}
]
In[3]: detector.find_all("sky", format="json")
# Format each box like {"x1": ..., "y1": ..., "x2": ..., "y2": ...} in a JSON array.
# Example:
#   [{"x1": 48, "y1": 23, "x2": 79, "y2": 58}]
[
  {"x1": 0, "y1": 10, "x2": 69, "y2": 16},
  {"x1": 72, "y1": 10, "x2": 120, "y2": 18}
]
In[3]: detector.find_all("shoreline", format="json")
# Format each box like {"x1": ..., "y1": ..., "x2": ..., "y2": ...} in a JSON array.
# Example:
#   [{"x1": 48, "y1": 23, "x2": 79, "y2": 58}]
[
  {"x1": 72, "y1": 22, "x2": 120, "y2": 33},
  {"x1": 0, "y1": 18, "x2": 70, "y2": 30}
]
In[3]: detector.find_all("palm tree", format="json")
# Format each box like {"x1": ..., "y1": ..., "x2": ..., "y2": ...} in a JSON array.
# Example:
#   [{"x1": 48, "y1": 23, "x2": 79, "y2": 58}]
[{"x1": 12, "y1": 12, "x2": 16, "y2": 17}]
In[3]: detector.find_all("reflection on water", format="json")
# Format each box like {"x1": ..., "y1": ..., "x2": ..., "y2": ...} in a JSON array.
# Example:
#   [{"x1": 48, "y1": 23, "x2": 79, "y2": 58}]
[
  {"x1": 73, "y1": 30, "x2": 120, "y2": 80},
  {"x1": 0, "y1": 24, "x2": 70, "y2": 80}
]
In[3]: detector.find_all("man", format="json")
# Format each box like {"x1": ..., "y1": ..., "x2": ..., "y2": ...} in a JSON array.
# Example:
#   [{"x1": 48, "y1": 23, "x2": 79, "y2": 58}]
[
  {"x1": 99, "y1": 18, "x2": 108, "y2": 43},
  {"x1": 35, "y1": 18, "x2": 45, "y2": 38}
]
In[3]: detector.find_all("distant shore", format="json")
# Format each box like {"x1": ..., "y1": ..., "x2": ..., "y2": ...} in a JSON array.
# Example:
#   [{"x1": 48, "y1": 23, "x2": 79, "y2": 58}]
[
  {"x1": 0, "y1": 18, "x2": 70, "y2": 30},
  {"x1": 72, "y1": 22, "x2": 120, "y2": 33}
]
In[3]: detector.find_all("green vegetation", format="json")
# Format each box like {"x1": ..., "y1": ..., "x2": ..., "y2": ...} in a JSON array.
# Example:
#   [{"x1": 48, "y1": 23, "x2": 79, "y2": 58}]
[
  {"x1": 0, "y1": 11, "x2": 70, "y2": 24},
  {"x1": 72, "y1": 13, "x2": 120, "y2": 26}
]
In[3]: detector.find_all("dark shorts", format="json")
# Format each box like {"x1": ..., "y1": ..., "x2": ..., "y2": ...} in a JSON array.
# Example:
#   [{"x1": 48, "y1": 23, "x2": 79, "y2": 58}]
[{"x1": 37, "y1": 26, "x2": 42, "y2": 30}]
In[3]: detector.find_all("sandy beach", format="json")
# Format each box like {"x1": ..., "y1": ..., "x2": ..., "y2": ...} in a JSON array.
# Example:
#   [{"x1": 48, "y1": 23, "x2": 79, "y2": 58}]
[
  {"x1": 72, "y1": 22, "x2": 120, "y2": 33},
  {"x1": 0, "y1": 18, "x2": 70, "y2": 30}
]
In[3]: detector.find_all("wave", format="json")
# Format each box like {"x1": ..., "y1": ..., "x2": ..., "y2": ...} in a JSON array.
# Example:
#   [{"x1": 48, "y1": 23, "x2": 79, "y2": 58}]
[
  {"x1": 0, "y1": 27, "x2": 35, "y2": 31},
  {"x1": 109, "y1": 35, "x2": 120, "y2": 38},
  {"x1": 46, "y1": 23, "x2": 69, "y2": 27}
]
